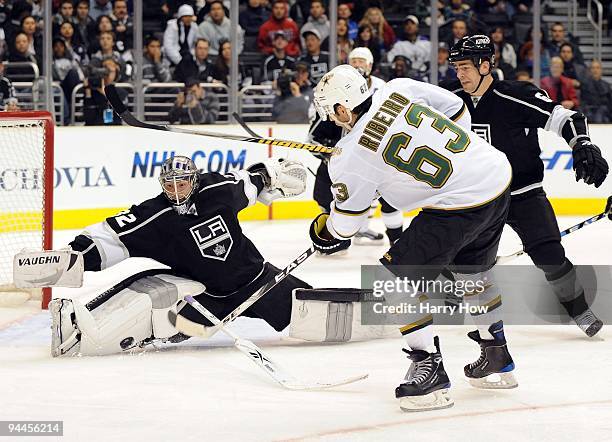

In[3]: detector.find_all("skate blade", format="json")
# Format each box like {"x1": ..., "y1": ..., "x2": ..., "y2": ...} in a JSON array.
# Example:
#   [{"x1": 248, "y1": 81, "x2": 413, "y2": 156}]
[
  {"x1": 468, "y1": 371, "x2": 518, "y2": 389},
  {"x1": 581, "y1": 319, "x2": 603, "y2": 338},
  {"x1": 399, "y1": 389, "x2": 454, "y2": 412},
  {"x1": 353, "y1": 236, "x2": 384, "y2": 246},
  {"x1": 315, "y1": 249, "x2": 349, "y2": 257}
]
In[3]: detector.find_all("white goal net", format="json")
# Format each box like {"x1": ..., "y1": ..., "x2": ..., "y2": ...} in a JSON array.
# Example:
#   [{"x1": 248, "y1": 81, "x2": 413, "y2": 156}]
[{"x1": 0, "y1": 111, "x2": 54, "y2": 308}]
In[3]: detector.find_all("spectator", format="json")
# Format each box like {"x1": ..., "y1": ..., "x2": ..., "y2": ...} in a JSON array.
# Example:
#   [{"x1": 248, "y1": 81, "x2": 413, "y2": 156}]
[
  {"x1": 492, "y1": 46, "x2": 516, "y2": 80},
  {"x1": 358, "y1": 7, "x2": 396, "y2": 52},
  {"x1": 142, "y1": 35, "x2": 171, "y2": 82},
  {"x1": 212, "y1": 40, "x2": 248, "y2": 87},
  {"x1": 88, "y1": 14, "x2": 114, "y2": 54},
  {"x1": 423, "y1": 0, "x2": 446, "y2": 28},
  {"x1": 549, "y1": 22, "x2": 584, "y2": 64},
  {"x1": 298, "y1": 29, "x2": 329, "y2": 84},
  {"x1": 515, "y1": 70, "x2": 531, "y2": 82},
  {"x1": 580, "y1": 60, "x2": 612, "y2": 123},
  {"x1": 540, "y1": 56, "x2": 579, "y2": 110},
  {"x1": 389, "y1": 55, "x2": 410, "y2": 80},
  {"x1": 444, "y1": 0, "x2": 473, "y2": 22},
  {"x1": 52, "y1": 0, "x2": 78, "y2": 33},
  {"x1": 110, "y1": 0, "x2": 133, "y2": 52},
  {"x1": 163, "y1": 4, "x2": 197, "y2": 66},
  {"x1": 239, "y1": 0, "x2": 269, "y2": 37},
  {"x1": 322, "y1": 18, "x2": 353, "y2": 64},
  {"x1": 387, "y1": 16, "x2": 430, "y2": 73},
  {"x1": 437, "y1": 42, "x2": 457, "y2": 83},
  {"x1": 490, "y1": 25, "x2": 516, "y2": 68},
  {"x1": 354, "y1": 24, "x2": 381, "y2": 68},
  {"x1": 272, "y1": 61, "x2": 313, "y2": 123},
  {"x1": 58, "y1": 21, "x2": 88, "y2": 65},
  {"x1": 258, "y1": 0, "x2": 301, "y2": 57},
  {"x1": 445, "y1": 18, "x2": 468, "y2": 48},
  {"x1": 559, "y1": 42, "x2": 587, "y2": 89},
  {"x1": 262, "y1": 31, "x2": 295, "y2": 82},
  {"x1": 517, "y1": 40, "x2": 550, "y2": 78},
  {"x1": 21, "y1": 15, "x2": 42, "y2": 62},
  {"x1": 89, "y1": 31, "x2": 131, "y2": 80},
  {"x1": 75, "y1": 0, "x2": 96, "y2": 51},
  {"x1": 8, "y1": 32, "x2": 40, "y2": 79},
  {"x1": 83, "y1": 57, "x2": 126, "y2": 125},
  {"x1": 289, "y1": 0, "x2": 310, "y2": 27},
  {"x1": 299, "y1": 0, "x2": 329, "y2": 49},
  {"x1": 174, "y1": 38, "x2": 214, "y2": 83},
  {"x1": 168, "y1": 77, "x2": 219, "y2": 124},
  {"x1": 474, "y1": 0, "x2": 509, "y2": 17},
  {"x1": 197, "y1": 0, "x2": 244, "y2": 56},
  {"x1": 3, "y1": 1, "x2": 33, "y2": 49},
  {"x1": 0, "y1": 62, "x2": 19, "y2": 111},
  {"x1": 338, "y1": 2, "x2": 358, "y2": 41},
  {"x1": 89, "y1": 0, "x2": 112, "y2": 21},
  {"x1": 52, "y1": 37, "x2": 83, "y2": 107}
]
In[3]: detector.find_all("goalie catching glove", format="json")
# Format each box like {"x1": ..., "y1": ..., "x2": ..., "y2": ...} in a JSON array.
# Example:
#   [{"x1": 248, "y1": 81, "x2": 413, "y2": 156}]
[
  {"x1": 309, "y1": 213, "x2": 351, "y2": 255},
  {"x1": 248, "y1": 158, "x2": 308, "y2": 205},
  {"x1": 13, "y1": 249, "x2": 84, "y2": 288}
]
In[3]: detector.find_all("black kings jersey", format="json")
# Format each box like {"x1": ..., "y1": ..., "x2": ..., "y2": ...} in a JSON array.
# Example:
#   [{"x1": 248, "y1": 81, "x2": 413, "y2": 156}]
[
  {"x1": 71, "y1": 171, "x2": 266, "y2": 296},
  {"x1": 448, "y1": 79, "x2": 575, "y2": 194}
]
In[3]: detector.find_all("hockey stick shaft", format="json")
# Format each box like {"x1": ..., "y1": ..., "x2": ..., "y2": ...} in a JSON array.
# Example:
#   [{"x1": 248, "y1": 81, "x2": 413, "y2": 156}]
[
  {"x1": 495, "y1": 196, "x2": 612, "y2": 264},
  {"x1": 104, "y1": 85, "x2": 335, "y2": 154},
  {"x1": 173, "y1": 246, "x2": 315, "y2": 338},
  {"x1": 183, "y1": 295, "x2": 368, "y2": 390},
  {"x1": 232, "y1": 112, "x2": 319, "y2": 178}
]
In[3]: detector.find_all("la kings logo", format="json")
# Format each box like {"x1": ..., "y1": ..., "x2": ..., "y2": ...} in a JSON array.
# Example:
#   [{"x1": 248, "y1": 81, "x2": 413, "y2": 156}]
[
  {"x1": 189, "y1": 215, "x2": 233, "y2": 261},
  {"x1": 471, "y1": 123, "x2": 491, "y2": 143}
]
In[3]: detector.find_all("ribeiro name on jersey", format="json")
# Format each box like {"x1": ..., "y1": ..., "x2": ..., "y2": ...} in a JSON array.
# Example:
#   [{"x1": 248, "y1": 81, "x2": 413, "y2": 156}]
[{"x1": 326, "y1": 79, "x2": 512, "y2": 240}]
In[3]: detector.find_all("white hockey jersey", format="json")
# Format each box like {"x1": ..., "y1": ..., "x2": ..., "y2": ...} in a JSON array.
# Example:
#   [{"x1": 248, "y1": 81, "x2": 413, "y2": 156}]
[{"x1": 326, "y1": 78, "x2": 512, "y2": 239}]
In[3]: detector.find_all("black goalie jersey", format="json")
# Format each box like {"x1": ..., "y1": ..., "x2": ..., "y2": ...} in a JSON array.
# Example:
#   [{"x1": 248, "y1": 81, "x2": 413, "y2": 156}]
[
  {"x1": 70, "y1": 170, "x2": 266, "y2": 296},
  {"x1": 446, "y1": 79, "x2": 588, "y2": 194}
]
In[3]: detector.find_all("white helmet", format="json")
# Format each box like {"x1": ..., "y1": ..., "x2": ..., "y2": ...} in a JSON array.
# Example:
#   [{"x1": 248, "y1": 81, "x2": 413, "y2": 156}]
[
  {"x1": 348, "y1": 47, "x2": 374, "y2": 75},
  {"x1": 314, "y1": 64, "x2": 370, "y2": 126}
]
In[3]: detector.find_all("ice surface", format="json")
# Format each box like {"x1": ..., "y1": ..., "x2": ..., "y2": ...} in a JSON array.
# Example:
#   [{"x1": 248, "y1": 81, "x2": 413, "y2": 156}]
[{"x1": 1, "y1": 217, "x2": 611, "y2": 442}]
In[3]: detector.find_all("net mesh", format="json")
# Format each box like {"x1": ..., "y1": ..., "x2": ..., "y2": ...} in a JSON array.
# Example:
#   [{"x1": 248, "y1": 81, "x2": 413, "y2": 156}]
[{"x1": 0, "y1": 118, "x2": 48, "y2": 303}]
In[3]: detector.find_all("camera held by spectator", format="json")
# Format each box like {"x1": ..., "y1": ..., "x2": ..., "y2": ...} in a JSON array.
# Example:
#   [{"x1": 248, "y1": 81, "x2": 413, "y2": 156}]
[
  {"x1": 272, "y1": 62, "x2": 314, "y2": 123},
  {"x1": 168, "y1": 77, "x2": 220, "y2": 125}
]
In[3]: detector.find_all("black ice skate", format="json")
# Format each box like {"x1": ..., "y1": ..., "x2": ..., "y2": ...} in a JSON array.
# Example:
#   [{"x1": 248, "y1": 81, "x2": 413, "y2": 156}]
[
  {"x1": 395, "y1": 336, "x2": 454, "y2": 412},
  {"x1": 572, "y1": 308, "x2": 603, "y2": 337},
  {"x1": 465, "y1": 321, "x2": 518, "y2": 389}
]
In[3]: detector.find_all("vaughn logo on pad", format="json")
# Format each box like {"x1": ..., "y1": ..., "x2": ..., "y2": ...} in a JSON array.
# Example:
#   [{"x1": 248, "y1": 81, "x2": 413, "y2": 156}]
[{"x1": 189, "y1": 215, "x2": 233, "y2": 261}]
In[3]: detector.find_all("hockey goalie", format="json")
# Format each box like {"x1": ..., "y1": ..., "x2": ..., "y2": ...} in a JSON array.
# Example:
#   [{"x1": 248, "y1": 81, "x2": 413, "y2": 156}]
[{"x1": 14, "y1": 156, "x2": 393, "y2": 357}]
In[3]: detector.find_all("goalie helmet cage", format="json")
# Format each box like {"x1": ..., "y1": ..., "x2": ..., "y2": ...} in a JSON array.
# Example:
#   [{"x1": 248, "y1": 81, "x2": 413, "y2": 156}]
[{"x1": 0, "y1": 111, "x2": 54, "y2": 309}]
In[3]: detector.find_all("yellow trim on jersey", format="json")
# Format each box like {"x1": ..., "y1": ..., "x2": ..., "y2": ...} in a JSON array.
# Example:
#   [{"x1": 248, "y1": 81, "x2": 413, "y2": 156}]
[
  {"x1": 399, "y1": 314, "x2": 434, "y2": 334},
  {"x1": 450, "y1": 103, "x2": 467, "y2": 122},
  {"x1": 423, "y1": 177, "x2": 512, "y2": 212}
]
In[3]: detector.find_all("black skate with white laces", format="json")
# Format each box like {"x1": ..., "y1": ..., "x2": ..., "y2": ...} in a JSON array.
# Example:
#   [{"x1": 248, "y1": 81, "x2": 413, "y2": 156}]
[
  {"x1": 572, "y1": 308, "x2": 603, "y2": 337},
  {"x1": 465, "y1": 321, "x2": 518, "y2": 389},
  {"x1": 395, "y1": 336, "x2": 454, "y2": 412}
]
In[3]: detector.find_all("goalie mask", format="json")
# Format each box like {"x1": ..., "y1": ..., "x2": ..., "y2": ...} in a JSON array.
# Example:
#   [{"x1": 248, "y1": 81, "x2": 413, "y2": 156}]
[{"x1": 159, "y1": 156, "x2": 199, "y2": 207}]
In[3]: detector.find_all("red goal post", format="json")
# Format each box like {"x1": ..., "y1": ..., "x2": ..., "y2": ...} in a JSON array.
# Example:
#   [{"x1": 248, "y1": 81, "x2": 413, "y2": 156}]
[{"x1": 0, "y1": 111, "x2": 54, "y2": 308}]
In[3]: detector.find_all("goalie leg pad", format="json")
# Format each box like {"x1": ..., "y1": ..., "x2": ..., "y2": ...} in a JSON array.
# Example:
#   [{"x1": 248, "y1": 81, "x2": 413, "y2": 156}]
[
  {"x1": 289, "y1": 288, "x2": 399, "y2": 342},
  {"x1": 51, "y1": 273, "x2": 206, "y2": 357}
]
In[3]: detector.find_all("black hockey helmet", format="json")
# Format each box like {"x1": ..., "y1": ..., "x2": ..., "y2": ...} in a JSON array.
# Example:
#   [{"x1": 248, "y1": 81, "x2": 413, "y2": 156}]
[{"x1": 449, "y1": 35, "x2": 495, "y2": 68}]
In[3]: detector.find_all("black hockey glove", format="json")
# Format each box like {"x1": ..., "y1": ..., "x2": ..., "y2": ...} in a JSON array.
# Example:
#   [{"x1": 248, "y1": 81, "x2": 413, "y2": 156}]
[
  {"x1": 572, "y1": 140, "x2": 609, "y2": 188},
  {"x1": 309, "y1": 213, "x2": 351, "y2": 255}
]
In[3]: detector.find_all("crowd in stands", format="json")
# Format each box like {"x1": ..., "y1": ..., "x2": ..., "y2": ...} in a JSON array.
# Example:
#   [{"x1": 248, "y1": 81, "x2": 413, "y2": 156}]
[{"x1": 0, "y1": 0, "x2": 611, "y2": 125}]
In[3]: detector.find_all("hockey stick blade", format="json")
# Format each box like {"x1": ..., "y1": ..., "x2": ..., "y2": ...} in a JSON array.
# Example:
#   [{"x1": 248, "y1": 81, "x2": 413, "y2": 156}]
[{"x1": 183, "y1": 295, "x2": 368, "y2": 390}]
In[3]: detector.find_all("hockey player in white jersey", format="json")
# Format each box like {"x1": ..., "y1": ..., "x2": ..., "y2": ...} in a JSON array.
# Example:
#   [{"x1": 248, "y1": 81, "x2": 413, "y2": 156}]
[{"x1": 309, "y1": 65, "x2": 516, "y2": 411}]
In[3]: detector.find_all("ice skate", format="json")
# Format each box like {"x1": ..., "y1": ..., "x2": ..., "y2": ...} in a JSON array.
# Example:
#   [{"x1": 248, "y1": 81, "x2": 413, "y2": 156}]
[
  {"x1": 396, "y1": 337, "x2": 454, "y2": 412},
  {"x1": 573, "y1": 308, "x2": 603, "y2": 337},
  {"x1": 465, "y1": 321, "x2": 518, "y2": 389}
]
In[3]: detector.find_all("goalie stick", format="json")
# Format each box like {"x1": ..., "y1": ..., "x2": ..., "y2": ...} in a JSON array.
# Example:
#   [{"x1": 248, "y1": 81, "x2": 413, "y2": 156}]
[
  {"x1": 104, "y1": 85, "x2": 335, "y2": 154},
  {"x1": 180, "y1": 295, "x2": 368, "y2": 390},
  {"x1": 169, "y1": 246, "x2": 316, "y2": 339},
  {"x1": 495, "y1": 196, "x2": 612, "y2": 264}
]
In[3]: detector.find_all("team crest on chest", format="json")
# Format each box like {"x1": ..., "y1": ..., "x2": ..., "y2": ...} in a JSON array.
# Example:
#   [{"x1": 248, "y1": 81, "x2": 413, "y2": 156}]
[
  {"x1": 189, "y1": 215, "x2": 233, "y2": 261},
  {"x1": 471, "y1": 123, "x2": 492, "y2": 143}
]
